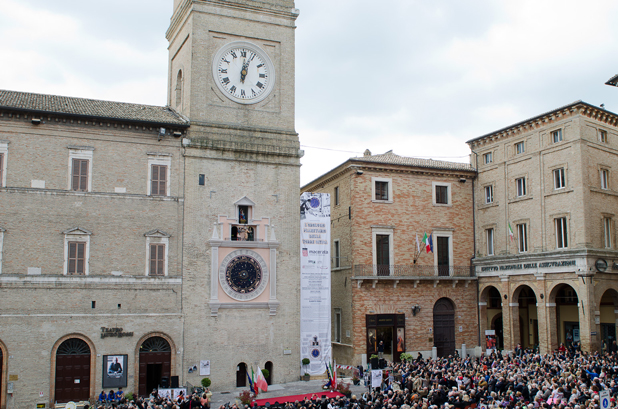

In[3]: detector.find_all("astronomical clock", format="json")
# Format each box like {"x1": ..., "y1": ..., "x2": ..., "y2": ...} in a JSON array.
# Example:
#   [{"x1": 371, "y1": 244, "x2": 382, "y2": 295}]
[{"x1": 207, "y1": 196, "x2": 280, "y2": 316}]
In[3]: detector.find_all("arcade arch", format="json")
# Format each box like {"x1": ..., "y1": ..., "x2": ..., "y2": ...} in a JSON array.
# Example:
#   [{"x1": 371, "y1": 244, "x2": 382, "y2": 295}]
[
  {"x1": 549, "y1": 283, "x2": 580, "y2": 350},
  {"x1": 51, "y1": 335, "x2": 95, "y2": 404},
  {"x1": 137, "y1": 334, "x2": 174, "y2": 397}
]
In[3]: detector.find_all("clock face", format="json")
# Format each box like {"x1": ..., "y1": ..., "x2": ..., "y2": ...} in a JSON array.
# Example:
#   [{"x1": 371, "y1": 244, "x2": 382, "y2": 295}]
[
  {"x1": 218, "y1": 249, "x2": 269, "y2": 301},
  {"x1": 225, "y1": 255, "x2": 262, "y2": 294},
  {"x1": 212, "y1": 41, "x2": 276, "y2": 105}
]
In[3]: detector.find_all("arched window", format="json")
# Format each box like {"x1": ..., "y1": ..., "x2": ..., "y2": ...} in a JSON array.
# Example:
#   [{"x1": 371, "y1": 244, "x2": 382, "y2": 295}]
[{"x1": 175, "y1": 70, "x2": 183, "y2": 107}]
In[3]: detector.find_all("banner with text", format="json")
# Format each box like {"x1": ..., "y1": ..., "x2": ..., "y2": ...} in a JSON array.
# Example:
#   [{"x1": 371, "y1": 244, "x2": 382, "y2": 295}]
[{"x1": 300, "y1": 192, "x2": 331, "y2": 376}]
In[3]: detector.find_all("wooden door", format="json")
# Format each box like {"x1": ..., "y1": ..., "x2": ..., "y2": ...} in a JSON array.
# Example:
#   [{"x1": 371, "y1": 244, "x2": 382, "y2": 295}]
[
  {"x1": 236, "y1": 363, "x2": 247, "y2": 387},
  {"x1": 433, "y1": 298, "x2": 455, "y2": 357},
  {"x1": 139, "y1": 337, "x2": 171, "y2": 397},
  {"x1": 437, "y1": 237, "x2": 449, "y2": 276},
  {"x1": 55, "y1": 339, "x2": 91, "y2": 403},
  {"x1": 376, "y1": 235, "x2": 390, "y2": 276}
]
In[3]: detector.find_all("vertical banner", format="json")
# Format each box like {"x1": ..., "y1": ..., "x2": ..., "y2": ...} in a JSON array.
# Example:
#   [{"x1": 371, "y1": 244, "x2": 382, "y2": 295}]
[{"x1": 300, "y1": 192, "x2": 331, "y2": 376}]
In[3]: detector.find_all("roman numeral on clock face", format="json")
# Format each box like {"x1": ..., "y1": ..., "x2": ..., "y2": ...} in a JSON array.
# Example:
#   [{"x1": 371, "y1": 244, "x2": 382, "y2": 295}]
[
  {"x1": 230, "y1": 50, "x2": 237, "y2": 58},
  {"x1": 256, "y1": 82, "x2": 264, "y2": 89},
  {"x1": 219, "y1": 69, "x2": 227, "y2": 74},
  {"x1": 230, "y1": 85, "x2": 237, "y2": 93},
  {"x1": 222, "y1": 77, "x2": 230, "y2": 85},
  {"x1": 241, "y1": 90, "x2": 246, "y2": 98},
  {"x1": 240, "y1": 50, "x2": 247, "y2": 57}
]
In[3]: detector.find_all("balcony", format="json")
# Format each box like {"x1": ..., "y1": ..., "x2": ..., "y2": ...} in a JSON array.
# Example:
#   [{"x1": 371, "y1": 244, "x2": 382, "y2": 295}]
[{"x1": 352, "y1": 264, "x2": 476, "y2": 288}]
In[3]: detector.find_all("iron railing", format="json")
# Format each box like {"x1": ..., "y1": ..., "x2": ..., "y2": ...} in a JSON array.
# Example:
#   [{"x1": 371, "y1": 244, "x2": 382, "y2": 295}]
[{"x1": 353, "y1": 264, "x2": 475, "y2": 278}]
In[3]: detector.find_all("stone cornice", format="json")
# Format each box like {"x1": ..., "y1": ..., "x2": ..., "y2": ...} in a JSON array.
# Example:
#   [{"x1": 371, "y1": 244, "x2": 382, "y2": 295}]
[
  {"x1": 302, "y1": 160, "x2": 477, "y2": 192},
  {"x1": 467, "y1": 101, "x2": 618, "y2": 149}
]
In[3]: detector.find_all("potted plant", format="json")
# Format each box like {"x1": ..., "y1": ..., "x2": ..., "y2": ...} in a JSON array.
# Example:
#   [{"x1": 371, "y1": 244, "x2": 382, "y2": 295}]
[
  {"x1": 337, "y1": 380, "x2": 351, "y2": 397},
  {"x1": 238, "y1": 390, "x2": 255, "y2": 406},
  {"x1": 302, "y1": 358, "x2": 311, "y2": 381},
  {"x1": 201, "y1": 377, "x2": 212, "y2": 389},
  {"x1": 400, "y1": 352, "x2": 413, "y2": 363},
  {"x1": 370, "y1": 354, "x2": 379, "y2": 369},
  {"x1": 261, "y1": 368, "x2": 270, "y2": 384},
  {"x1": 352, "y1": 375, "x2": 360, "y2": 385}
]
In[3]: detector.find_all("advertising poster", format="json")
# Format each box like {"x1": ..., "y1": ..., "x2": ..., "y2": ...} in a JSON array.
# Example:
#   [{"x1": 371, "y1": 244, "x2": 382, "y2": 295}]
[
  {"x1": 102, "y1": 355, "x2": 128, "y2": 388},
  {"x1": 200, "y1": 360, "x2": 211, "y2": 376},
  {"x1": 300, "y1": 192, "x2": 331, "y2": 376},
  {"x1": 485, "y1": 330, "x2": 497, "y2": 354}
]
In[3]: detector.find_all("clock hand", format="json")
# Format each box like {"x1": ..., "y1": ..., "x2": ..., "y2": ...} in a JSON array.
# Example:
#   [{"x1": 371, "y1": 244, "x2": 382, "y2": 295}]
[{"x1": 240, "y1": 59, "x2": 249, "y2": 83}]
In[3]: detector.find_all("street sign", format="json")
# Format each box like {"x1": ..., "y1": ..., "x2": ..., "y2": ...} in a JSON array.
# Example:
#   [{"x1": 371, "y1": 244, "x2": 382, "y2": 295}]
[{"x1": 600, "y1": 390, "x2": 610, "y2": 409}]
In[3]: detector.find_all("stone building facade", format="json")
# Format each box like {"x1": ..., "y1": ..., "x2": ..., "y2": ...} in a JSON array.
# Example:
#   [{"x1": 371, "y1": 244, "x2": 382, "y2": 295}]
[
  {"x1": 0, "y1": 0, "x2": 302, "y2": 407},
  {"x1": 301, "y1": 150, "x2": 479, "y2": 367},
  {"x1": 468, "y1": 101, "x2": 618, "y2": 354}
]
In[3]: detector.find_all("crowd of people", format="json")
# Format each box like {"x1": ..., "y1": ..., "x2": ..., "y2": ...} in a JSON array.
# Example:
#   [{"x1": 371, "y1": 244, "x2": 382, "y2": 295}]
[{"x1": 87, "y1": 343, "x2": 618, "y2": 409}]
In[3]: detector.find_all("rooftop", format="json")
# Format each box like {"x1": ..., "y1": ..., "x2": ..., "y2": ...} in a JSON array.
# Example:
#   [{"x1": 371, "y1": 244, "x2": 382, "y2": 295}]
[
  {"x1": 351, "y1": 150, "x2": 474, "y2": 172},
  {"x1": 0, "y1": 89, "x2": 189, "y2": 127}
]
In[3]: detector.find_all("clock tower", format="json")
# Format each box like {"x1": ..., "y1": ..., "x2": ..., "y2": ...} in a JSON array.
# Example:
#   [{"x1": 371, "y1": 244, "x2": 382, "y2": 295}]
[{"x1": 166, "y1": 0, "x2": 302, "y2": 389}]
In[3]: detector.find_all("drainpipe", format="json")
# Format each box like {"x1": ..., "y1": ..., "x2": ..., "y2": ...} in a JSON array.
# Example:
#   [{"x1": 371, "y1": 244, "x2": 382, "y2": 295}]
[{"x1": 471, "y1": 149, "x2": 481, "y2": 349}]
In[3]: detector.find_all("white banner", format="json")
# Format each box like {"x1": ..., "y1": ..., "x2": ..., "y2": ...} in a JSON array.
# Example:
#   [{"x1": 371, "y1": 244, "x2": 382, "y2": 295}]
[
  {"x1": 371, "y1": 370, "x2": 383, "y2": 388},
  {"x1": 300, "y1": 192, "x2": 331, "y2": 376}
]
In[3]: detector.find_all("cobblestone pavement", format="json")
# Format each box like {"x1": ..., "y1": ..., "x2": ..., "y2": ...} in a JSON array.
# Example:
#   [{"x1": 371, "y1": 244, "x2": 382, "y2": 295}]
[{"x1": 210, "y1": 378, "x2": 370, "y2": 407}]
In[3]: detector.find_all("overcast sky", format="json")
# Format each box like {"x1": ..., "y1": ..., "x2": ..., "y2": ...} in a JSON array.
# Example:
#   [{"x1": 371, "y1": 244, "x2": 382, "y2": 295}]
[{"x1": 1, "y1": 0, "x2": 617, "y2": 186}]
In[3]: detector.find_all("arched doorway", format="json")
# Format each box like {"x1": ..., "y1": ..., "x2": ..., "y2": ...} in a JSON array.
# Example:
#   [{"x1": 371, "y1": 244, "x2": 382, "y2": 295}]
[
  {"x1": 599, "y1": 289, "x2": 618, "y2": 350},
  {"x1": 433, "y1": 298, "x2": 455, "y2": 357},
  {"x1": 236, "y1": 363, "x2": 247, "y2": 387},
  {"x1": 139, "y1": 337, "x2": 171, "y2": 397},
  {"x1": 515, "y1": 285, "x2": 539, "y2": 350},
  {"x1": 491, "y1": 314, "x2": 504, "y2": 350},
  {"x1": 265, "y1": 361, "x2": 273, "y2": 385},
  {"x1": 551, "y1": 284, "x2": 579, "y2": 350},
  {"x1": 54, "y1": 338, "x2": 91, "y2": 403}
]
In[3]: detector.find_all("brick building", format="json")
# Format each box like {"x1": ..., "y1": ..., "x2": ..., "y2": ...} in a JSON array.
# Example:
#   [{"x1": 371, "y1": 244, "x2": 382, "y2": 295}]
[
  {"x1": 468, "y1": 101, "x2": 618, "y2": 354},
  {"x1": 0, "y1": 0, "x2": 302, "y2": 407},
  {"x1": 301, "y1": 150, "x2": 479, "y2": 367}
]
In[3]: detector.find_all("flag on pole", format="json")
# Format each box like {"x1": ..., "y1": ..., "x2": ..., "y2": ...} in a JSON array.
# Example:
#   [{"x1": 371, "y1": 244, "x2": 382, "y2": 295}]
[
  {"x1": 255, "y1": 365, "x2": 268, "y2": 392},
  {"x1": 332, "y1": 360, "x2": 338, "y2": 387},
  {"x1": 415, "y1": 233, "x2": 421, "y2": 254},
  {"x1": 428, "y1": 234, "x2": 433, "y2": 253},
  {"x1": 508, "y1": 222, "x2": 515, "y2": 242},
  {"x1": 247, "y1": 367, "x2": 256, "y2": 394},
  {"x1": 422, "y1": 232, "x2": 428, "y2": 250},
  {"x1": 325, "y1": 362, "x2": 333, "y2": 388}
]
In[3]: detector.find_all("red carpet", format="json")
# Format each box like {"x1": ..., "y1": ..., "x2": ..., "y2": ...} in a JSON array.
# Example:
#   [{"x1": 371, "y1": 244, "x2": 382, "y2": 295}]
[{"x1": 254, "y1": 391, "x2": 344, "y2": 406}]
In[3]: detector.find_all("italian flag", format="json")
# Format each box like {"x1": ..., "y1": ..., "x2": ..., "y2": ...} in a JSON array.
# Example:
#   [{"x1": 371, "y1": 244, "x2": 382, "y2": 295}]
[
  {"x1": 256, "y1": 365, "x2": 268, "y2": 392},
  {"x1": 508, "y1": 222, "x2": 515, "y2": 242}
]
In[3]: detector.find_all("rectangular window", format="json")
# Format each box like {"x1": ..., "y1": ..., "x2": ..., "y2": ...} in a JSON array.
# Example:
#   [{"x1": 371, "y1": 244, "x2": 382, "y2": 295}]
[
  {"x1": 71, "y1": 158, "x2": 89, "y2": 191},
  {"x1": 516, "y1": 177, "x2": 526, "y2": 197},
  {"x1": 517, "y1": 223, "x2": 528, "y2": 253},
  {"x1": 149, "y1": 243, "x2": 166, "y2": 276},
  {"x1": 515, "y1": 141, "x2": 525, "y2": 154},
  {"x1": 485, "y1": 185, "x2": 493, "y2": 204},
  {"x1": 376, "y1": 234, "x2": 390, "y2": 276},
  {"x1": 435, "y1": 185, "x2": 449, "y2": 204},
  {"x1": 436, "y1": 236, "x2": 450, "y2": 276},
  {"x1": 334, "y1": 308, "x2": 342, "y2": 343},
  {"x1": 0, "y1": 153, "x2": 3, "y2": 187},
  {"x1": 334, "y1": 240, "x2": 340, "y2": 268},
  {"x1": 600, "y1": 129, "x2": 608, "y2": 143},
  {"x1": 67, "y1": 241, "x2": 85, "y2": 275},
  {"x1": 151, "y1": 165, "x2": 168, "y2": 196},
  {"x1": 556, "y1": 217, "x2": 568, "y2": 249},
  {"x1": 486, "y1": 228, "x2": 494, "y2": 256},
  {"x1": 604, "y1": 217, "x2": 612, "y2": 248},
  {"x1": 375, "y1": 181, "x2": 389, "y2": 201},
  {"x1": 553, "y1": 168, "x2": 565, "y2": 189},
  {"x1": 601, "y1": 169, "x2": 610, "y2": 190},
  {"x1": 334, "y1": 186, "x2": 340, "y2": 206},
  {"x1": 484, "y1": 152, "x2": 493, "y2": 164},
  {"x1": 552, "y1": 129, "x2": 563, "y2": 143}
]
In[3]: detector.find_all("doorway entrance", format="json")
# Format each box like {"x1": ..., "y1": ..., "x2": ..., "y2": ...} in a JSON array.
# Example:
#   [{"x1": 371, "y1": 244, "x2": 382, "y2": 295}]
[
  {"x1": 236, "y1": 363, "x2": 247, "y2": 387},
  {"x1": 139, "y1": 337, "x2": 171, "y2": 397},
  {"x1": 433, "y1": 298, "x2": 455, "y2": 357},
  {"x1": 366, "y1": 314, "x2": 405, "y2": 362},
  {"x1": 54, "y1": 338, "x2": 91, "y2": 403}
]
